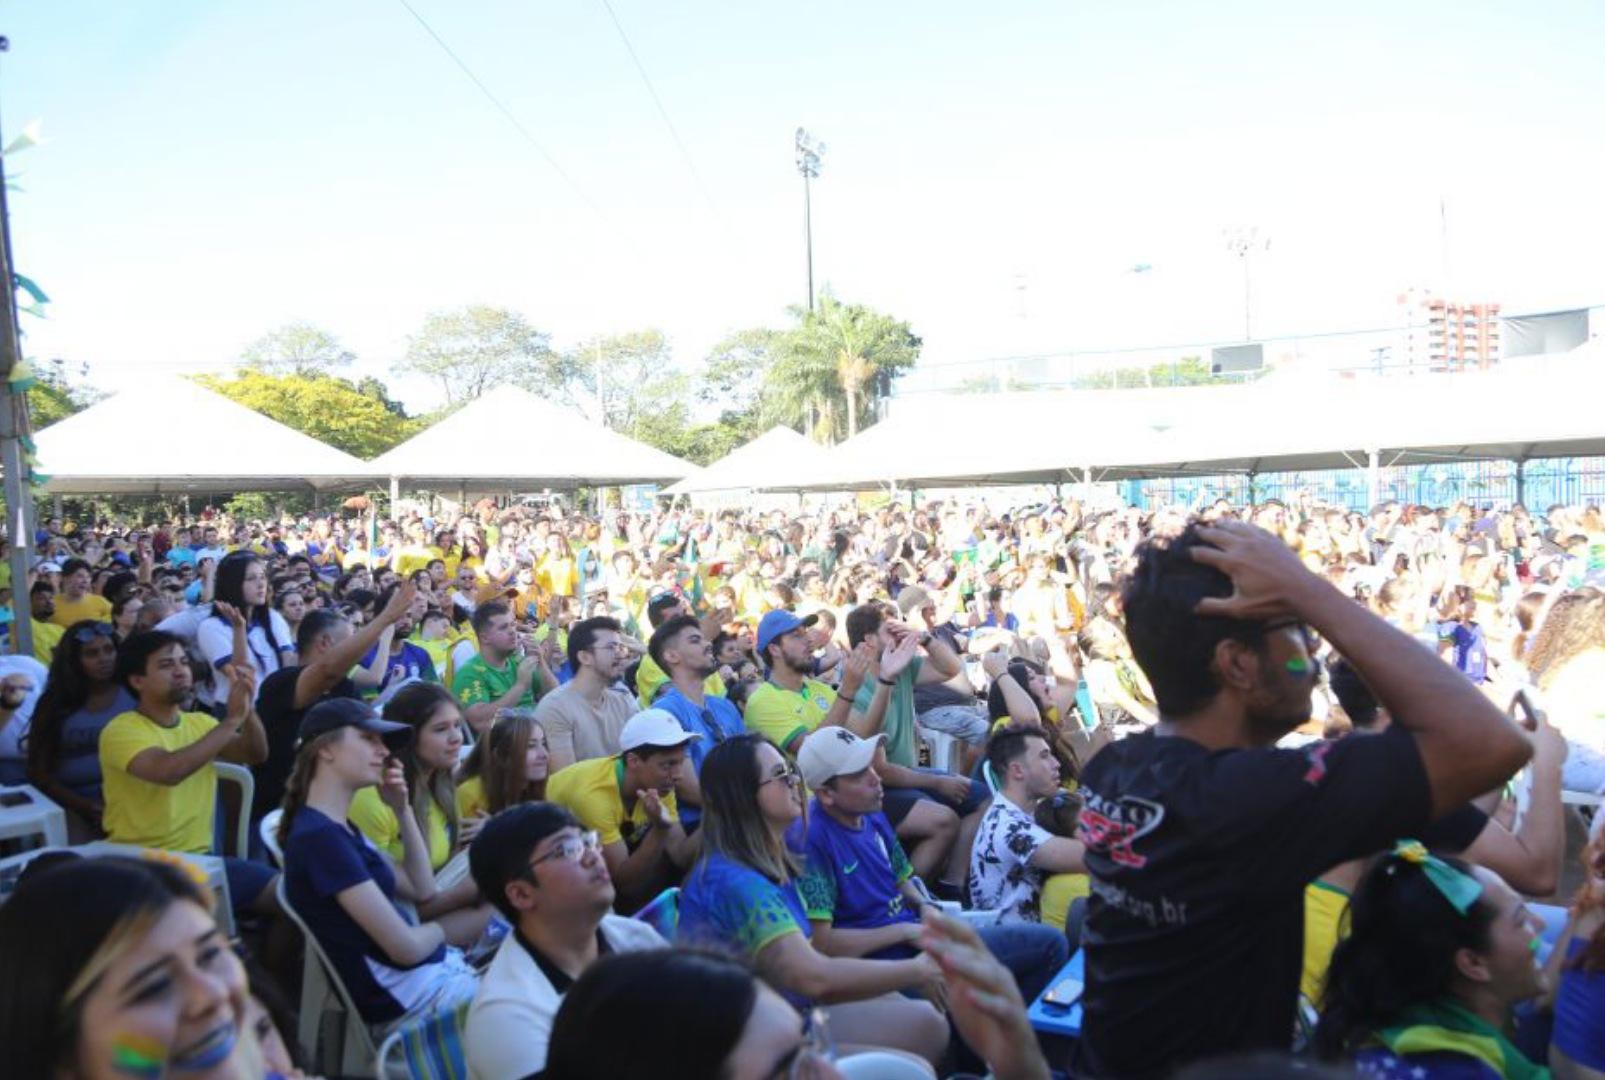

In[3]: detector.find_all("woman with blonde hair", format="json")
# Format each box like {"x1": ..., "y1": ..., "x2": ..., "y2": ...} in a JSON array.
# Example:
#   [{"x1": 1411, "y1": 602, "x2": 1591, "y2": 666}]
[
  {"x1": 1527, "y1": 588, "x2": 1605, "y2": 794},
  {"x1": 455, "y1": 707, "x2": 550, "y2": 820}
]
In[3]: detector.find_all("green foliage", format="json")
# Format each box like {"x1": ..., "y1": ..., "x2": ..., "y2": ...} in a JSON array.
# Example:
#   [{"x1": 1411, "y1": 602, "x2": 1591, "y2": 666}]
[
  {"x1": 195, "y1": 370, "x2": 419, "y2": 459},
  {"x1": 1074, "y1": 356, "x2": 1217, "y2": 389},
  {"x1": 396, "y1": 306, "x2": 567, "y2": 405},
  {"x1": 241, "y1": 322, "x2": 355, "y2": 376},
  {"x1": 561, "y1": 329, "x2": 679, "y2": 433}
]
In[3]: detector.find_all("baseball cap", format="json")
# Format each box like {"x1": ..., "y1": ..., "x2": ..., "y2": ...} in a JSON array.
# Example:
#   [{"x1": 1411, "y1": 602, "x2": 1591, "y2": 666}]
[
  {"x1": 895, "y1": 585, "x2": 932, "y2": 617},
  {"x1": 756, "y1": 609, "x2": 817, "y2": 657},
  {"x1": 37, "y1": 560, "x2": 61, "y2": 573},
  {"x1": 619, "y1": 708, "x2": 701, "y2": 753},
  {"x1": 798, "y1": 727, "x2": 884, "y2": 789},
  {"x1": 295, "y1": 697, "x2": 412, "y2": 752}
]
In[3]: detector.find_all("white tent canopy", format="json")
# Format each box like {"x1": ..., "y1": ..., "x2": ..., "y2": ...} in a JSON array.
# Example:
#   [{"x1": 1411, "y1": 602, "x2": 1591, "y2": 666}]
[
  {"x1": 806, "y1": 350, "x2": 1605, "y2": 491},
  {"x1": 35, "y1": 377, "x2": 381, "y2": 494},
  {"x1": 370, "y1": 384, "x2": 693, "y2": 490},
  {"x1": 663, "y1": 426, "x2": 834, "y2": 495}
]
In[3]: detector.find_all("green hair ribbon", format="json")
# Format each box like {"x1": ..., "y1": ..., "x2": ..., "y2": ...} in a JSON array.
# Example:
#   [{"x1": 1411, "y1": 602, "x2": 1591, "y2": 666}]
[{"x1": 1392, "y1": 839, "x2": 1483, "y2": 915}]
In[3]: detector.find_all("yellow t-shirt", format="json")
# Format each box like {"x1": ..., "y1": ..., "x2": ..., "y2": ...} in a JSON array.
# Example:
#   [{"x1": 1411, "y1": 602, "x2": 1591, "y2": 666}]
[
  {"x1": 456, "y1": 775, "x2": 489, "y2": 820},
  {"x1": 744, "y1": 679, "x2": 836, "y2": 754},
  {"x1": 537, "y1": 556, "x2": 579, "y2": 598},
  {"x1": 1301, "y1": 880, "x2": 1351, "y2": 1006},
  {"x1": 634, "y1": 653, "x2": 725, "y2": 710},
  {"x1": 546, "y1": 756, "x2": 679, "y2": 848},
  {"x1": 50, "y1": 593, "x2": 113, "y2": 628},
  {"x1": 395, "y1": 544, "x2": 442, "y2": 578},
  {"x1": 99, "y1": 710, "x2": 220, "y2": 853},
  {"x1": 348, "y1": 785, "x2": 453, "y2": 871},
  {"x1": 31, "y1": 619, "x2": 64, "y2": 665}
]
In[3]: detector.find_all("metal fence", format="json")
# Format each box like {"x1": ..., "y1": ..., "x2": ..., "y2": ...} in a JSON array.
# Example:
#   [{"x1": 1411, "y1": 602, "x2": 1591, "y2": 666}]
[{"x1": 1123, "y1": 457, "x2": 1605, "y2": 512}]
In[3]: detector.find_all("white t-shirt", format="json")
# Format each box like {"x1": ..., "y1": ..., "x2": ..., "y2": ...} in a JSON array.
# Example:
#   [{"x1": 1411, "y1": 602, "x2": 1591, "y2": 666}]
[
  {"x1": 465, "y1": 914, "x2": 665, "y2": 1080},
  {"x1": 968, "y1": 793, "x2": 1052, "y2": 923},
  {"x1": 0, "y1": 654, "x2": 49, "y2": 784},
  {"x1": 195, "y1": 609, "x2": 294, "y2": 706}
]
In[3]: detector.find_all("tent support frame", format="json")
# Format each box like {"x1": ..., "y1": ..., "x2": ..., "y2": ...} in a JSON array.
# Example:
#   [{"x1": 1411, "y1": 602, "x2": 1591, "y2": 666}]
[{"x1": 0, "y1": 100, "x2": 34, "y2": 659}]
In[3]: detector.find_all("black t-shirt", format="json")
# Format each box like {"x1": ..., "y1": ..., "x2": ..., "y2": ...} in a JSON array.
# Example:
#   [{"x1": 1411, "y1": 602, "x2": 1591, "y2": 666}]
[
  {"x1": 1419, "y1": 802, "x2": 1488, "y2": 853},
  {"x1": 253, "y1": 665, "x2": 358, "y2": 822},
  {"x1": 1072, "y1": 727, "x2": 1432, "y2": 1078}
]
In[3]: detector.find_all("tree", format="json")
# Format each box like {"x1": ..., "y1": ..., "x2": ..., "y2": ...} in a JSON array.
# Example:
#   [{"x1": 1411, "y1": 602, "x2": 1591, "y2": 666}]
[
  {"x1": 699, "y1": 328, "x2": 775, "y2": 414},
  {"x1": 195, "y1": 371, "x2": 417, "y2": 459},
  {"x1": 395, "y1": 306, "x2": 563, "y2": 406},
  {"x1": 765, "y1": 291, "x2": 922, "y2": 442},
  {"x1": 29, "y1": 358, "x2": 103, "y2": 427},
  {"x1": 354, "y1": 375, "x2": 409, "y2": 418},
  {"x1": 241, "y1": 322, "x2": 355, "y2": 376},
  {"x1": 562, "y1": 329, "x2": 677, "y2": 432}
]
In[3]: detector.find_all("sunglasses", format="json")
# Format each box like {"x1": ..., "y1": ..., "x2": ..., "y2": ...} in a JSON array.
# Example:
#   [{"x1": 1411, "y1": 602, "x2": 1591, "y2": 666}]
[{"x1": 71, "y1": 622, "x2": 116, "y2": 644}]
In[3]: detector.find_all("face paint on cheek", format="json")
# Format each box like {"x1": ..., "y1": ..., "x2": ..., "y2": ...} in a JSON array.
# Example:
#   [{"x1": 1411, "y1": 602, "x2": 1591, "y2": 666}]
[
  {"x1": 111, "y1": 1033, "x2": 167, "y2": 1079},
  {"x1": 1284, "y1": 657, "x2": 1312, "y2": 676}
]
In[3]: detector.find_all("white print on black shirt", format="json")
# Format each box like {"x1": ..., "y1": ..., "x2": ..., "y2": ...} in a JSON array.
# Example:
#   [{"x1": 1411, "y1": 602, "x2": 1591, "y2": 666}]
[
  {"x1": 1089, "y1": 876, "x2": 1190, "y2": 929},
  {"x1": 1076, "y1": 791, "x2": 1165, "y2": 869}
]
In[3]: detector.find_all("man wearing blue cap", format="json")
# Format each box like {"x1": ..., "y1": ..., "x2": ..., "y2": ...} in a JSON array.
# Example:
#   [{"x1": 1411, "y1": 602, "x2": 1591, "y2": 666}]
[{"x1": 744, "y1": 609, "x2": 871, "y2": 755}]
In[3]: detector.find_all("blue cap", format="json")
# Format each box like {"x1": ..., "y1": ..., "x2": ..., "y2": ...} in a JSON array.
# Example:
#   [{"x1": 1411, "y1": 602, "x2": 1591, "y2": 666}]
[{"x1": 756, "y1": 609, "x2": 817, "y2": 659}]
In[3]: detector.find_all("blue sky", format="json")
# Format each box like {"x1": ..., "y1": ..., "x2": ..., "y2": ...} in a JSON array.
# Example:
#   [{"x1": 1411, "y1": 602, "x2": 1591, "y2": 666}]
[{"x1": 3, "y1": 0, "x2": 1603, "y2": 410}]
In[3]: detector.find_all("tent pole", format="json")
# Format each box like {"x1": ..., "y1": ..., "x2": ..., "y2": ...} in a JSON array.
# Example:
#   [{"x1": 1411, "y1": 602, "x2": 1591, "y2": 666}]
[
  {"x1": 389, "y1": 476, "x2": 400, "y2": 517},
  {"x1": 1514, "y1": 459, "x2": 1526, "y2": 506},
  {"x1": 51, "y1": 493, "x2": 61, "y2": 519},
  {"x1": 1365, "y1": 450, "x2": 1380, "y2": 510},
  {"x1": 1080, "y1": 465, "x2": 1093, "y2": 505},
  {"x1": 0, "y1": 101, "x2": 33, "y2": 659}
]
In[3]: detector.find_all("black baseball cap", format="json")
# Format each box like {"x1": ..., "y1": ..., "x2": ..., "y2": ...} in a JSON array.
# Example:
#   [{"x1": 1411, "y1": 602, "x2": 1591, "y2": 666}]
[{"x1": 295, "y1": 697, "x2": 412, "y2": 752}]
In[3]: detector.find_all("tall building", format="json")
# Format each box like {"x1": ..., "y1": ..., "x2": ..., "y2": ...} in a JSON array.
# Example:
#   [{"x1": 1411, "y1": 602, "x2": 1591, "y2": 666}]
[{"x1": 1398, "y1": 293, "x2": 1501, "y2": 371}]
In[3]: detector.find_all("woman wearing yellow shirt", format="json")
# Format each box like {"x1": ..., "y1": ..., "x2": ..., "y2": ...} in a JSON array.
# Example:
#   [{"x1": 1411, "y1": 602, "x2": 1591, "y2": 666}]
[
  {"x1": 455, "y1": 708, "x2": 549, "y2": 821},
  {"x1": 536, "y1": 534, "x2": 579, "y2": 600},
  {"x1": 348, "y1": 683, "x2": 487, "y2": 925}
]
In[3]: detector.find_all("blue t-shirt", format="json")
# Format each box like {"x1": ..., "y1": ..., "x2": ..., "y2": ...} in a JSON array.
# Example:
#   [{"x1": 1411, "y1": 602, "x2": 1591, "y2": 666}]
[
  {"x1": 284, "y1": 807, "x2": 446, "y2": 1024},
  {"x1": 1440, "y1": 621, "x2": 1488, "y2": 683},
  {"x1": 796, "y1": 804, "x2": 918, "y2": 959},
  {"x1": 358, "y1": 640, "x2": 438, "y2": 694},
  {"x1": 166, "y1": 546, "x2": 198, "y2": 568},
  {"x1": 680, "y1": 853, "x2": 812, "y2": 1006},
  {"x1": 54, "y1": 687, "x2": 138, "y2": 800},
  {"x1": 654, "y1": 689, "x2": 746, "y2": 828}
]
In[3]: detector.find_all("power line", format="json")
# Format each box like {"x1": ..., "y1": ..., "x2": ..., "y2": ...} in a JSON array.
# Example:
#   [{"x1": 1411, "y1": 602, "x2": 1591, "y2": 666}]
[
  {"x1": 596, "y1": 0, "x2": 721, "y2": 220},
  {"x1": 394, "y1": 0, "x2": 598, "y2": 213}
]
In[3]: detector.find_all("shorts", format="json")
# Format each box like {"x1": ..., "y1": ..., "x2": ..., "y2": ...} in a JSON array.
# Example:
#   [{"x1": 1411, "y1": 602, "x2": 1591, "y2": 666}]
[
  {"x1": 882, "y1": 767, "x2": 990, "y2": 826},
  {"x1": 222, "y1": 855, "x2": 278, "y2": 912},
  {"x1": 917, "y1": 703, "x2": 991, "y2": 745}
]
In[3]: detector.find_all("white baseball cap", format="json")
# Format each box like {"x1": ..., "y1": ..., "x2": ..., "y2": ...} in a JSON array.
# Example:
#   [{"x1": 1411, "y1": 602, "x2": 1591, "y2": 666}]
[
  {"x1": 798, "y1": 727, "x2": 884, "y2": 789},
  {"x1": 619, "y1": 708, "x2": 701, "y2": 753}
]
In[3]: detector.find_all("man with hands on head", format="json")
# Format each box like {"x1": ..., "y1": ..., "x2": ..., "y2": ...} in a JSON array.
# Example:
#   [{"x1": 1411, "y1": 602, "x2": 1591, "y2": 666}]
[{"x1": 1072, "y1": 519, "x2": 1534, "y2": 1079}]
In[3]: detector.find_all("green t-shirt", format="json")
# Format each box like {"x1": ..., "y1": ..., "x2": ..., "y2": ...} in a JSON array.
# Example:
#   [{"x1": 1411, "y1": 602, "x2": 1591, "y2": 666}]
[
  {"x1": 452, "y1": 652, "x2": 540, "y2": 710},
  {"x1": 850, "y1": 655, "x2": 922, "y2": 768}
]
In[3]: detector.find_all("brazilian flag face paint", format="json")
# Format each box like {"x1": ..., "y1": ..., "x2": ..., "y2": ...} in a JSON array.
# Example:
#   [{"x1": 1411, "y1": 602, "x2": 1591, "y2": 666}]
[
  {"x1": 1284, "y1": 657, "x2": 1312, "y2": 676},
  {"x1": 111, "y1": 1033, "x2": 166, "y2": 1079}
]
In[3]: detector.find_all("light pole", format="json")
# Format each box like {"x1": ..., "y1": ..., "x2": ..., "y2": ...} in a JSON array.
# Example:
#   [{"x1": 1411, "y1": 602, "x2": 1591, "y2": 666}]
[
  {"x1": 1222, "y1": 225, "x2": 1269, "y2": 340},
  {"x1": 794, "y1": 127, "x2": 825, "y2": 312}
]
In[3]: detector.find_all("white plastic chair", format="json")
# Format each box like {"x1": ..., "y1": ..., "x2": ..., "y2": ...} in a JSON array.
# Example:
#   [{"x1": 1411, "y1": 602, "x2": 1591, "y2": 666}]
[
  {"x1": 275, "y1": 875, "x2": 380, "y2": 1077},
  {"x1": 836, "y1": 1050, "x2": 936, "y2": 1078},
  {"x1": 916, "y1": 726, "x2": 961, "y2": 773},
  {"x1": 212, "y1": 762, "x2": 255, "y2": 858},
  {"x1": 259, "y1": 808, "x2": 285, "y2": 866}
]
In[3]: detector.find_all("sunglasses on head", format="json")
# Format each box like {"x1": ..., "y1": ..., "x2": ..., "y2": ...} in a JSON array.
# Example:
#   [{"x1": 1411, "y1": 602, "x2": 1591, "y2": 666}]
[{"x1": 71, "y1": 622, "x2": 116, "y2": 644}]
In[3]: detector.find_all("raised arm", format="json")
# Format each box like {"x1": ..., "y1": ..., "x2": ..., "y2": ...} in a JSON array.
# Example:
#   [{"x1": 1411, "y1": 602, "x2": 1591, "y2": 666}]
[
  {"x1": 295, "y1": 582, "x2": 416, "y2": 709},
  {"x1": 1193, "y1": 521, "x2": 1531, "y2": 818}
]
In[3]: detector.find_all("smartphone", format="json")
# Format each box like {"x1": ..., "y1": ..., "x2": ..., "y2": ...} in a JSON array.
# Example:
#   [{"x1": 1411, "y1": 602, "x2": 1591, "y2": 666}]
[{"x1": 1042, "y1": 976, "x2": 1084, "y2": 1009}]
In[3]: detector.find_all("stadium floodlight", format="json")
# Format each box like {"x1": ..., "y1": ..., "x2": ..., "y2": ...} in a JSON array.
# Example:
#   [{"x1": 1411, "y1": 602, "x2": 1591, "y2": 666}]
[{"x1": 795, "y1": 128, "x2": 826, "y2": 310}]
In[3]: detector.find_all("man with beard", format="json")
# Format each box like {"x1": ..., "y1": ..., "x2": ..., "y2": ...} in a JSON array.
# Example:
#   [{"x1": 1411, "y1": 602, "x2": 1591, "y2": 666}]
[
  {"x1": 355, "y1": 583, "x2": 437, "y2": 697},
  {"x1": 1072, "y1": 521, "x2": 1533, "y2": 1079},
  {"x1": 743, "y1": 609, "x2": 871, "y2": 756},
  {"x1": 649, "y1": 613, "x2": 748, "y2": 831},
  {"x1": 537, "y1": 616, "x2": 637, "y2": 773}
]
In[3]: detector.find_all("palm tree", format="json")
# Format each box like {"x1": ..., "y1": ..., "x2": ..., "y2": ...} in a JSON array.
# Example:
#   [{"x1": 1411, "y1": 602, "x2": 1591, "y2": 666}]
[{"x1": 778, "y1": 292, "x2": 922, "y2": 442}]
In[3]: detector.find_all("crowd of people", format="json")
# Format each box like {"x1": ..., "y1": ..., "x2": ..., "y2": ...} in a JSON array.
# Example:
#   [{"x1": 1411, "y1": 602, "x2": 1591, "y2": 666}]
[{"x1": 0, "y1": 492, "x2": 1602, "y2": 1078}]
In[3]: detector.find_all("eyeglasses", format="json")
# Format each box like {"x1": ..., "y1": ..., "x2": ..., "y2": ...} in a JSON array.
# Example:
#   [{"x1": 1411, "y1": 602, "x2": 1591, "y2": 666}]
[
  {"x1": 759, "y1": 764, "x2": 803, "y2": 790},
  {"x1": 71, "y1": 622, "x2": 116, "y2": 644},
  {"x1": 530, "y1": 829, "x2": 602, "y2": 867}
]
